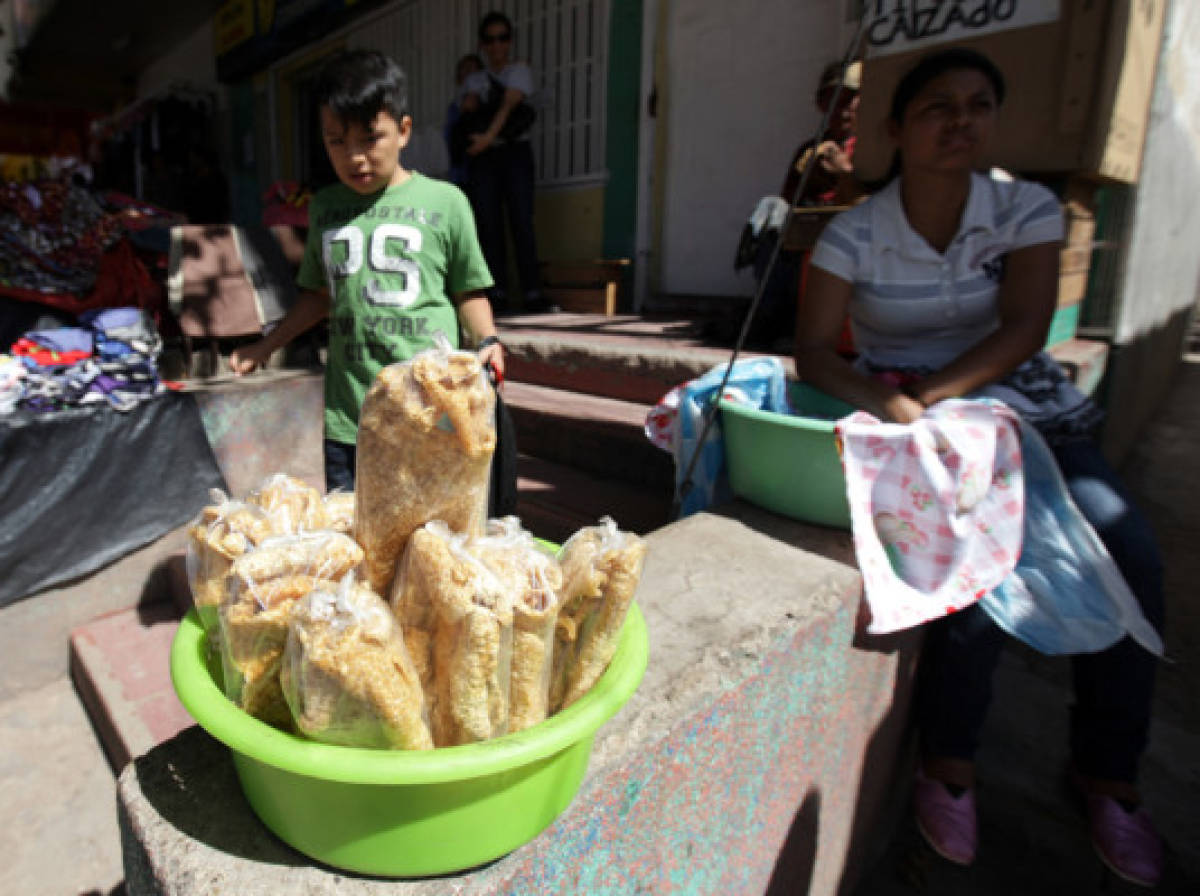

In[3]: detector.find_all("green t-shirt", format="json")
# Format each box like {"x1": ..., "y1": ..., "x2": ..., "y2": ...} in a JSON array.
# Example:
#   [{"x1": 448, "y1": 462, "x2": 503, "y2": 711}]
[{"x1": 297, "y1": 173, "x2": 493, "y2": 444}]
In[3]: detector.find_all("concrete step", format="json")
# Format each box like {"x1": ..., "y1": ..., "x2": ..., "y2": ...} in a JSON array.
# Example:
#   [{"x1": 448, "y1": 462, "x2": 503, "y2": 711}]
[
  {"x1": 498, "y1": 312, "x2": 777, "y2": 404},
  {"x1": 515, "y1": 453, "x2": 672, "y2": 545},
  {"x1": 69, "y1": 600, "x2": 193, "y2": 772},
  {"x1": 502, "y1": 380, "x2": 675, "y2": 492}
]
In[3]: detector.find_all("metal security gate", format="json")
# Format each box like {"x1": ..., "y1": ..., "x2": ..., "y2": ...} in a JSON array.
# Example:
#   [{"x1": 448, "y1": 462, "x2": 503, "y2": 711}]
[{"x1": 277, "y1": 0, "x2": 610, "y2": 188}]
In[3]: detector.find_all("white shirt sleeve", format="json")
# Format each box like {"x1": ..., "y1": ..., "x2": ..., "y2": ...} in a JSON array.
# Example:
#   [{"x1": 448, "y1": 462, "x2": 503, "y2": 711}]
[
  {"x1": 809, "y1": 211, "x2": 861, "y2": 283},
  {"x1": 499, "y1": 62, "x2": 535, "y2": 97},
  {"x1": 1010, "y1": 181, "x2": 1064, "y2": 249}
]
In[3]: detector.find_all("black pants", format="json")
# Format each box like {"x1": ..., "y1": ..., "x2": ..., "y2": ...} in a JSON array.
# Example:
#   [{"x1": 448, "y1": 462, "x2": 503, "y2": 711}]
[
  {"x1": 916, "y1": 438, "x2": 1165, "y2": 783},
  {"x1": 468, "y1": 141, "x2": 540, "y2": 304}
]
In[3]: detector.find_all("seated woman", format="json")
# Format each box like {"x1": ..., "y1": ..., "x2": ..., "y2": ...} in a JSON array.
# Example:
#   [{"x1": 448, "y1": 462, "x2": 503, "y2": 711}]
[{"x1": 793, "y1": 47, "x2": 1165, "y2": 887}]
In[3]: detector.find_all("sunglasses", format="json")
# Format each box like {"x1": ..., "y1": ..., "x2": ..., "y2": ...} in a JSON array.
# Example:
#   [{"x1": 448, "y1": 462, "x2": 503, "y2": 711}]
[{"x1": 482, "y1": 31, "x2": 511, "y2": 45}]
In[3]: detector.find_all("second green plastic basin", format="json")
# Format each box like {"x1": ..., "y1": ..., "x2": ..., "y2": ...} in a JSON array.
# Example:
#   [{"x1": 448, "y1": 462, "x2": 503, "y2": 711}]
[
  {"x1": 170, "y1": 602, "x2": 649, "y2": 877},
  {"x1": 719, "y1": 381, "x2": 854, "y2": 529}
]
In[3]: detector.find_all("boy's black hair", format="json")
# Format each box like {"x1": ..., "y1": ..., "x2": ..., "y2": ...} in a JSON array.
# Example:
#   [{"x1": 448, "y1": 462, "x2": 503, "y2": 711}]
[
  {"x1": 889, "y1": 47, "x2": 1006, "y2": 124},
  {"x1": 314, "y1": 49, "x2": 409, "y2": 131},
  {"x1": 478, "y1": 10, "x2": 513, "y2": 42}
]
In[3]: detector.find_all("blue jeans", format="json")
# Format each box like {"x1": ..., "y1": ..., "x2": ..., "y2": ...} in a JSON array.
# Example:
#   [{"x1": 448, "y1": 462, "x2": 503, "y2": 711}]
[
  {"x1": 917, "y1": 437, "x2": 1165, "y2": 783},
  {"x1": 324, "y1": 439, "x2": 356, "y2": 493},
  {"x1": 468, "y1": 141, "x2": 540, "y2": 304}
]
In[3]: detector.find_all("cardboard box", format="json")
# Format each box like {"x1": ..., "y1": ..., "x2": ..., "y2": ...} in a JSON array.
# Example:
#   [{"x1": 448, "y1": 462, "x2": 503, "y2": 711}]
[
  {"x1": 1058, "y1": 179, "x2": 1097, "y2": 306},
  {"x1": 854, "y1": 0, "x2": 1166, "y2": 184}
]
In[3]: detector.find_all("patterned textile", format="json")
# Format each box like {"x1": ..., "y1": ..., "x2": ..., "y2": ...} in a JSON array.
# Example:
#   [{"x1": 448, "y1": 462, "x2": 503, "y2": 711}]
[
  {"x1": 0, "y1": 180, "x2": 123, "y2": 296},
  {"x1": 980, "y1": 421, "x2": 1163, "y2": 656},
  {"x1": 645, "y1": 357, "x2": 791, "y2": 517},
  {"x1": 10, "y1": 307, "x2": 164, "y2": 413},
  {"x1": 837, "y1": 399, "x2": 1026, "y2": 635}
]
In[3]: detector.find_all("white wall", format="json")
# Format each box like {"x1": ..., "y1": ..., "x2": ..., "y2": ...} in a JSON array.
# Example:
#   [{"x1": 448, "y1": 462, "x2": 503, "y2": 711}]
[
  {"x1": 657, "y1": 0, "x2": 852, "y2": 297},
  {"x1": 1101, "y1": 0, "x2": 1200, "y2": 461},
  {"x1": 1113, "y1": 0, "x2": 1200, "y2": 344}
]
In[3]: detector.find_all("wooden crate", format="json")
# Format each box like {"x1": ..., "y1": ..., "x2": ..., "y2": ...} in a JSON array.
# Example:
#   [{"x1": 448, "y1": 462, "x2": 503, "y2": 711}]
[
  {"x1": 1058, "y1": 181, "x2": 1097, "y2": 307},
  {"x1": 540, "y1": 259, "x2": 630, "y2": 315}
]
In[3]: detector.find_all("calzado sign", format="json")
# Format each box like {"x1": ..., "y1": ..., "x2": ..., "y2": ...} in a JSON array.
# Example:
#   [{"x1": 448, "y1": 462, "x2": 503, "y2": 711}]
[{"x1": 864, "y1": 0, "x2": 1061, "y2": 57}]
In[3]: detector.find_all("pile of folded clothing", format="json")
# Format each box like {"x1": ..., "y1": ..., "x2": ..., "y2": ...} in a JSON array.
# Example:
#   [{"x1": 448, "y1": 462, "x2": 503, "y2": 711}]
[
  {"x1": 0, "y1": 355, "x2": 24, "y2": 414},
  {"x1": 5, "y1": 306, "x2": 165, "y2": 414}
]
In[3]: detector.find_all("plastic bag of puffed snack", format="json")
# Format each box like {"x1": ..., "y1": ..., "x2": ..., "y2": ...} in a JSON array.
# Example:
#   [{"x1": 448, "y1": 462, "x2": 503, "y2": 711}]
[
  {"x1": 323, "y1": 490, "x2": 355, "y2": 535},
  {"x1": 218, "y1": 531, "x2": 364, "y2": 728},
  {"x1": 391, "y1": 520, "x2": 513, "y2": 747},
  {"x1": 470, "y1": 517, "x2": 564, "y2": 732},
  {"x1": 245, "y1": 473, "x2": 328, "y2": 534},
  {"x1": 550, "y1": 517, "x2": 646, "y2": 713},
  {"x1": 356, "y1": 332, "x2": 496, "y2": 595},
  {"x1": 186, "y1": 489, "x2": 274, "y2": 636},
  {"x1": 281, "y1": 577, "x2": 433, "y2": 750}
]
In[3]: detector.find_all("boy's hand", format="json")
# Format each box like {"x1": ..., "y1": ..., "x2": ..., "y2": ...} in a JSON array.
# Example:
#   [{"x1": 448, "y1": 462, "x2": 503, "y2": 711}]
[
  {"x1": 229, "y1": 341, "x2": 273, "y2": 376},
  {"x1": 467, "y1": 133, "x2": 493, "y2": 156},
  {"x1": 478, "y1": 340, "x2": 505, "y2": 388}
]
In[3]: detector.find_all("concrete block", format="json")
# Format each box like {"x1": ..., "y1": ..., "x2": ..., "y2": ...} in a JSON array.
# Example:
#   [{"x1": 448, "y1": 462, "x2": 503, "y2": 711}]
[
  {"x1": 192, "y1": 368, "x2": 325, "y2": 497},
  {"x1": 71, "y1": 601, "x2": 192, "y2": 772},
  {"x1": 119, "y1": 501, "x2": 920, "y2": 895}
]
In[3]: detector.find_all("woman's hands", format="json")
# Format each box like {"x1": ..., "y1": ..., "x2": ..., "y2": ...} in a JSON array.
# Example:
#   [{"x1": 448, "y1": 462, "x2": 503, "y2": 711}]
[{"x1": 882, "y1": 391, "x2": 927, "y2": 424}]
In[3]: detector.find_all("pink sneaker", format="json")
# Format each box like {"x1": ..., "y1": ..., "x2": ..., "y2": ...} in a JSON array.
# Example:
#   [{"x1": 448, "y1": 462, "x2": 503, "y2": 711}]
[
  {"x1": 1086, "y1": 794, "x2": 1163, "y2": 887},
  {"x1": 913, "y1": 766, "x2": 977, "y2": 865}
]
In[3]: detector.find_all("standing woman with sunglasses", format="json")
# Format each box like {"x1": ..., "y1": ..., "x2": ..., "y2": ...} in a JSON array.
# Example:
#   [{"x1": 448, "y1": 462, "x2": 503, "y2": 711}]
[{"x1": 461, "y1": 10, "x2": 552, "y2": 314}]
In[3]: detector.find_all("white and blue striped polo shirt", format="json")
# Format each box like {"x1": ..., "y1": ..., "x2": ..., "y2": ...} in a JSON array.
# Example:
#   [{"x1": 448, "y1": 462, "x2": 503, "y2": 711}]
[{"x1": 810, "y1": 171, "x2": 1063, "y2": 371}]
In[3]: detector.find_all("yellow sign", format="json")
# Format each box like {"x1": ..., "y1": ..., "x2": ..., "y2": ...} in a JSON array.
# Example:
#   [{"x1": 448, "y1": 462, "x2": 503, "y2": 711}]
[
  {"x1": 257, "y1": 0, "x2": 276, "y2": 34},
  {"x1": 215, "y1": 0, "x2": 256, "y2": 56}
]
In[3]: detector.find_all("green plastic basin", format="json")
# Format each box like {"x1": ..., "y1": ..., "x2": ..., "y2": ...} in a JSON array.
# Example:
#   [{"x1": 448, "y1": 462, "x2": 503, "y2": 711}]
[
  {"x1": 719, "y1": 381, "x2": 854, "y2": 530},
  {"x1": 170, "y1": 602, "x2": 648, "y2": 877}
]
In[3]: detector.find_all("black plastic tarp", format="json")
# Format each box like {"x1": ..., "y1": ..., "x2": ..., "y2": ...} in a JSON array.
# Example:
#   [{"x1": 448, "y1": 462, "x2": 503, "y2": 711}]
[{"x1": 0, "y1": 393, "x2": 227, "y2": 607}]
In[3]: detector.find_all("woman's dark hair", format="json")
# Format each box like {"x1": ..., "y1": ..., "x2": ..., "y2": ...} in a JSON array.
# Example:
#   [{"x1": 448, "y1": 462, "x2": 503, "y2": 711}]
[
  {"x1": 314, "y1": 49, "x2": 409, "y2": 130},
  {"x1": 478, "y1": 10, "x2": 513, "y2": 42},
  {"x1": 889, "y1": 46, "x2": 1006, "y2": 124},
  {"x1": 868, "y1": 47, "x2": 1006, "y2": 190}
]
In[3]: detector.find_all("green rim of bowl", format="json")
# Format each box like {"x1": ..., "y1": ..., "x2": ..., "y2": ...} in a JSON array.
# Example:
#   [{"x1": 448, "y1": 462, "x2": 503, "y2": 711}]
[
  {"x1": 170, "y1": 602, "x2": 648, "y2": 786},
  {"x1": 718, "y1": 397, "x2": 838, "y2": 432}
]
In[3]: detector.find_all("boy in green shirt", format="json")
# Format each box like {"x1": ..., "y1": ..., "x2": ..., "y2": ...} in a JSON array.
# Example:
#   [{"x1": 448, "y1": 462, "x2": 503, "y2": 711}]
[{"x1": 231, "y1": 49, "x2": 503, "y2": 491}]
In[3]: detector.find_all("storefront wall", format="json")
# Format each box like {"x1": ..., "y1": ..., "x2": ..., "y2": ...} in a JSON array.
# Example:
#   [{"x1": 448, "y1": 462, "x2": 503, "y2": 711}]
[
  {"x1": 345, "y1": 0, "x2": 612, "y2": 261},
  {"x1": 654, "y1": 0, "x2": 853, "y2": 299},
  {"x1": 1101, "y1": 0, "x2": 1200, "y2": 461}
]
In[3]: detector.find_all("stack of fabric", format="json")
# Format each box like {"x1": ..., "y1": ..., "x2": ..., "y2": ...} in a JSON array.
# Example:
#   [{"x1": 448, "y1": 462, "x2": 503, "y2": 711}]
[
  {"x1": 81, "y1": 307, "x2": 165, "y2": 410},
  {"x1": 0, "y1": 355, "x2": 24, "y2": 414},
  {"x1": 4, "y1": 307, "x2": 165, "y2": 414},
  {"x1": 11, "y1": 327, "x2": 96, "y2": 412}
]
